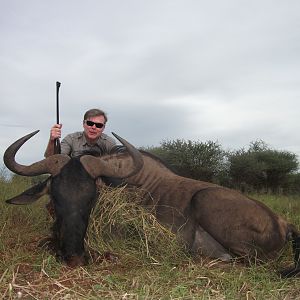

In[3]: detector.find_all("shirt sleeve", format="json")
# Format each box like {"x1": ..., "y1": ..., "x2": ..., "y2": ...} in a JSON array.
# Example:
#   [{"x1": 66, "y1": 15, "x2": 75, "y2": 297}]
[
  {"x1": 60, "y1": 134, "x2": 73, "y2": 156},
  {"x1": 103, "y1": 135, "x2": 117, "y2": 153}
]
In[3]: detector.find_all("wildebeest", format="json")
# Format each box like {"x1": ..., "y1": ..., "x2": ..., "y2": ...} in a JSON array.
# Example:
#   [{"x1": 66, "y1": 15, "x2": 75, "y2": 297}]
[
  {"x1": 84, "y1": 149, "x2": 300, "y2": 277},
  {"x1": 3, "y1": 130, "x2": 143, "y2": 267},
  {"x1": 3, "y1": 131, "x2": 300, "y2": 276}
]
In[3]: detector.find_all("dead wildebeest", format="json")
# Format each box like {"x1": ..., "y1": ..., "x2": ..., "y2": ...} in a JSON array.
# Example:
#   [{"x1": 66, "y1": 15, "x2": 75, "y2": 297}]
[
  {"x1": 3, "y1": 130, "x2": 143, "y2": 267},
  {"x1": 4, "y1": 133, "x2": 300, "y2": 277},
  {"x1": 67, "y1": 148, "x2": 300, "y2": 277}
]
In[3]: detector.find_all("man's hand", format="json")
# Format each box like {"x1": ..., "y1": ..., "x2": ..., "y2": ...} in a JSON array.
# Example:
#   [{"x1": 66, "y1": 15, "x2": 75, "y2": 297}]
[{"x1": 50, "y1": 124, "x2": 62, "y2": 141}]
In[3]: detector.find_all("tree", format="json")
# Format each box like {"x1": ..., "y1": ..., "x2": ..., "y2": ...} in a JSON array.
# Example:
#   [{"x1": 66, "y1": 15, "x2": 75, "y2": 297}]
[
  {"x1": 146, "y1": 139, "x2": 227, "y2": 183},
  {"x1": 228, "y1": 140, "x2": 298, "y2": 192},
  {"x1": 256, "y1": 150, "x2": 298, "y2": 192}
]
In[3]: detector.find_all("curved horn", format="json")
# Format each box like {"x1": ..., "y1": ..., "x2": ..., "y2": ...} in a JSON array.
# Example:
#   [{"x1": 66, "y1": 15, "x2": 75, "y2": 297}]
[
  {"x1": 80, "y1": 132, "x2": 143, "y2": 179},
  {"x1": 3, "y1": 130, "x2": 70, "y2": 176}
]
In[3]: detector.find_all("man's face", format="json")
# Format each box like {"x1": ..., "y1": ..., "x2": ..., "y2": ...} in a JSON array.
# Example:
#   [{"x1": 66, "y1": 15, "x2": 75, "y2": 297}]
[{"x1": 83, "y1": 115, "x2": 106, "y2": 142}]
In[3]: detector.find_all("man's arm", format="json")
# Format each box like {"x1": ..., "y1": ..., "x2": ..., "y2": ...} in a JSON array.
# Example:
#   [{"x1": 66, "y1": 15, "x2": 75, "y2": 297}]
[
  {"x1": 44, "y1": 139, "x2": 55, "y2": 158},
  {"x1": 44, "y1": 124, "x2": 62, "y2": 157}
]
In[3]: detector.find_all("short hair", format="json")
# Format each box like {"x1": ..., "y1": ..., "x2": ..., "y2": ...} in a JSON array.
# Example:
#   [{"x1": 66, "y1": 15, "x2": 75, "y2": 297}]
[{"x1": 83, "y1": 108, "x2": 108, "y2": 123}]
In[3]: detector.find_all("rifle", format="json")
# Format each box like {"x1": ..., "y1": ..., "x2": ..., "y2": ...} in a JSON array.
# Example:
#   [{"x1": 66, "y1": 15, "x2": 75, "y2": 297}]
[{"x1": 54, "y1": 81, "x2": 61, "y2": 154}]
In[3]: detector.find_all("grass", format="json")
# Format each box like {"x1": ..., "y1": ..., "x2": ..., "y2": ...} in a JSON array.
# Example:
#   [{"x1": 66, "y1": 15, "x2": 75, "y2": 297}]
[{"x1": 1, "y1": 176, "x2": 300, "y2": 299}]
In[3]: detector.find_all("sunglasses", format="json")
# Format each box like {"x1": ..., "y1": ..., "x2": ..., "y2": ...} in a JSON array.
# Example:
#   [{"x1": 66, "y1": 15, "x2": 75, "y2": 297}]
[{"x1": 85, "y1": 120, "x2": 105, "y2": 128}]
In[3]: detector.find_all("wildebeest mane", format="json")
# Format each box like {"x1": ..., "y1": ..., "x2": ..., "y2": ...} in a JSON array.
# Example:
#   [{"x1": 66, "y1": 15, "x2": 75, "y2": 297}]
[
  {"x1": 109, "y1": 146, "x2": 179, "y2": 174},
  {"x1": 139, "y1": 150, "x2": 179, "y2": 173}
]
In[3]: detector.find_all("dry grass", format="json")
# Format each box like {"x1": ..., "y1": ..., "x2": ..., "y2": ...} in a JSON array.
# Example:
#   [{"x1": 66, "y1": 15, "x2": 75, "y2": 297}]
[
  {"x1": 1, "y1": 178, "x2": 300, "y2": 299},
  {"x1": 87, "y1": 186, "x2": 184, "y2": 265}
]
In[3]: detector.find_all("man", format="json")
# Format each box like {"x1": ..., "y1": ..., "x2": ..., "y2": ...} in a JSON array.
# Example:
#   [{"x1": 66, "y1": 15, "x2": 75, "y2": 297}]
[
  {"x1": 44, "y1": 108, "x2": 116, "y2": 217},
  {"x1": 45, "y1": 108, "x2": 116, "y2": 157}
]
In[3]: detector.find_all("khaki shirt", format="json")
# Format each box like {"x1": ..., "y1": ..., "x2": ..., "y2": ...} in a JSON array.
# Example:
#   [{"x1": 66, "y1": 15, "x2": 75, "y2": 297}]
[{"x1": 61, "y1": 131, "x2": 116, "y2": 157}]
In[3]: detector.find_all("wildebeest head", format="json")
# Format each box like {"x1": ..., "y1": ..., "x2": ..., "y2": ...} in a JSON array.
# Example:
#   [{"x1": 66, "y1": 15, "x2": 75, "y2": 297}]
[{"x1": 3, "y1": 130, "x2": 143, "y2": 267}]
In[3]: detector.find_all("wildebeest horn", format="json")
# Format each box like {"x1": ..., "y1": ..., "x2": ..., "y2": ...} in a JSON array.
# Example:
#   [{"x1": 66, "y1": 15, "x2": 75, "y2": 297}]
[
  {"x1": 3, "y1": 130, "x2": 70, "y2": 176},
  {"x1": 80, "y1": 132, "x2": 144, "y2": 179}
]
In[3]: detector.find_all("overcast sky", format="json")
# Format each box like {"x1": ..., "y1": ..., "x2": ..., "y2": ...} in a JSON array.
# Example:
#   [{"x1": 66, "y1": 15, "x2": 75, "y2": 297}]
[{"x1": 1, "y1": 0, "x2": 300, "y2": 165}]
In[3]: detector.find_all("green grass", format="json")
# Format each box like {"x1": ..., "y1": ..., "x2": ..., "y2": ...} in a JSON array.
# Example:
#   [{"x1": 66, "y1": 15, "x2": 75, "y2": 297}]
[{"x1": 1, "y1": 177, "x2": 300, "y2": 299}]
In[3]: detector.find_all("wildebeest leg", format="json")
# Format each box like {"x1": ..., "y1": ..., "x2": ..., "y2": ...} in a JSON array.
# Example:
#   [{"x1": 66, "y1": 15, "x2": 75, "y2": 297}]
[
  {"x1": 280, "y1": 229, "x2": 300, "y2": 277},
  {"x1": 38, "y1": 217, "x2": 61, "y2": 254},
  {"x1": 191, "y1": 225, "x2": 232, "y2": 261}
]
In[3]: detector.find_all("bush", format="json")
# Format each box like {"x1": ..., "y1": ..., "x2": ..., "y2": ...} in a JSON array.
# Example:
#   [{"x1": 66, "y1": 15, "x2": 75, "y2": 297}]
[
  {"x1": 145, "y1": 139, "x2": 227, "y2": 183},
  {"x1": 228, "y1": 140, "x2": 298, "y2": 192}
]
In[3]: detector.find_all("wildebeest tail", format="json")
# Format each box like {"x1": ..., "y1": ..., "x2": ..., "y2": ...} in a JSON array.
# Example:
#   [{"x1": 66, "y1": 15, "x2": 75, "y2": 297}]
[{"x1": 280, "y1": 225, "x2": 300, "y2": 278}]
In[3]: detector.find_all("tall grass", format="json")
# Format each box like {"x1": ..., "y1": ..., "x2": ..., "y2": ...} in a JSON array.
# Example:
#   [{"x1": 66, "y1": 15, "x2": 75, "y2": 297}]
[
  {"x1": 87, "y1": 186, "x2": 186, "y2": 266},
  {"x1": 0, "y1": 176, "x2": 300, "y2": 299}
]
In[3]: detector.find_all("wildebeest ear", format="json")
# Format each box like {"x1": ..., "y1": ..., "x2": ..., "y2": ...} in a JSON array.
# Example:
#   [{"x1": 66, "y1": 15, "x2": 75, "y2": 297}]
[{"x1": 6, "y1": 178, "x2": 50, "y2": 205}]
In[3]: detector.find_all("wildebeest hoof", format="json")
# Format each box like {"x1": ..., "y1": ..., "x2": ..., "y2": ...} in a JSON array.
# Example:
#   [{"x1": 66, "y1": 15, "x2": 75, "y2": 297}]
[
  {"x1": 88, "y1": 249, "x2": 119, "y2": 263},
  {"x1": 279, "y1": 266, "x2": 300, "y2": 278},
  {"x1": 38, "y1": 237, "x2": 58, "y2": 252},
  {"x1": 87, "y1": 248, "x2": 102, "y2": 263},
  {"x1": 65, "y1": 255, "x2": 88, "y2": 268},
  {"x1": 87, "y1": 249, "x2": 118, "y2": 263},
  {"x1": 38, "y1": 237, "x2": 51, "y2": 248},
  {"x1": 103, "y1": 251, "x2": 119, "y2": 263},
  {"x1": 219, "y1": 254, "x2": 233, "y2": 262}
]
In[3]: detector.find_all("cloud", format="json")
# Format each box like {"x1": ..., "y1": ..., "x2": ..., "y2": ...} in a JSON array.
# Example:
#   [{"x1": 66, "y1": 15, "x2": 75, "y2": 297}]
[{"x1": 1, "y1": 0, "x2": 300, "y2": 165}]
